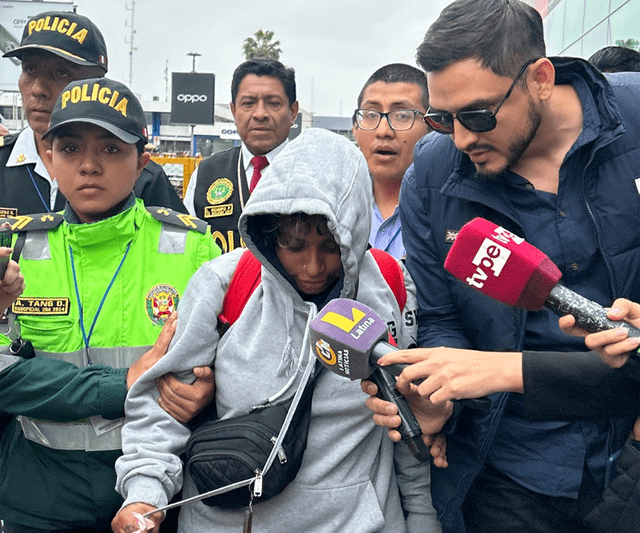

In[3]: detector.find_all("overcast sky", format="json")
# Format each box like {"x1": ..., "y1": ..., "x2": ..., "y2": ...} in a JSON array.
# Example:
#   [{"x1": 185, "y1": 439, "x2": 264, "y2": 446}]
[{"x1": 69, "y1": 0, "x2": 454, "y2": 116}]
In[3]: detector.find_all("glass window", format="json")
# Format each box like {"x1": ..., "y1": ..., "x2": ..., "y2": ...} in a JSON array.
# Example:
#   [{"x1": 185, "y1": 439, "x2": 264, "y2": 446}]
[
  {"x1": 564, "y1": 39, "x2": 584, "y2": 57},
  {"x1": 611, "y1": 0, "x2": 632, "y2": 11},
  {"x1": 584, "y1": 0, "x2": 607, "y2": 34},
  {"x1": 545, "y1": 6, "x2": 565, "y2": 55},
  {"x1": 582, "y1": 20, "x2": 610, "y2": 59},
  {"x1": 562, "y1": 0, "x2": 586, "y2": 50},
  {"x1": 609, "y1": 1, "x2": 640, "y2": 47}
]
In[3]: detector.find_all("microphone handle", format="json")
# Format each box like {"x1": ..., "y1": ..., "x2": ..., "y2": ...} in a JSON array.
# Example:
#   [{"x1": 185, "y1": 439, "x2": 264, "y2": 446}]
[
  {"x1": 371, "y1": 342, "x2": 491, "y2": 412},
  {"x1": 546, "y1": 285, "x2": 640, "y2": 337},
  {"x1": 368, "y1": 367, "x2": 431, "y2": 462}
]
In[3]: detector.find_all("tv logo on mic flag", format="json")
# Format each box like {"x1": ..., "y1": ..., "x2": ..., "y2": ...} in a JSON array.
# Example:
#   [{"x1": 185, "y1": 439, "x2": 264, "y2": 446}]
[
  {"x1": 445, "y1": 218, "x2": 562, "y2": 309},
  {"x1": 467, "y1": 238, "x2": 511, "y2": 287},
  {"x1": 314, "y1": 338, "x2": 337, "y2": 366},
  {"x1": 466, "y1": 226, "x2": 526, "y2": 288},
  {"x1": 310, "y1": 299, "x2": 390, "y2": 379}
]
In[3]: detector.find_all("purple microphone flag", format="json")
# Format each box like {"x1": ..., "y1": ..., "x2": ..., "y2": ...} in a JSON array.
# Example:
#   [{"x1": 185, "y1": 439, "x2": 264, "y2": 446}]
[{"x1": 309, "y1": 299, "x2": 389, "y2": 379}]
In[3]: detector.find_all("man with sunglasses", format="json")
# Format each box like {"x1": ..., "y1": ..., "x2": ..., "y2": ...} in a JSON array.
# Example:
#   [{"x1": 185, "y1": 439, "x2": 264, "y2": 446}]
[
  {"x1": 352, "y1": 64, "x2": 430, "y2": 259},
  {"x1": 362, "y1": 1, "x2": 640, "y2": 532}
]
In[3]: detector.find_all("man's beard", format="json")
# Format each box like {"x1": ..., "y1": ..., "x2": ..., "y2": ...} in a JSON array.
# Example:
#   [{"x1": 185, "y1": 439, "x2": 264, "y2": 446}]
[{"x1": 474, "y1": 98, "x2": 542, "y2": 178}]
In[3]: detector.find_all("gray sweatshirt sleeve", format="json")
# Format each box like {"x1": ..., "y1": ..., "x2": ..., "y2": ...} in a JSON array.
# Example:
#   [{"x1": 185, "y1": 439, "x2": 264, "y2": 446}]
[
  {"x1": 115, "y1": 255, "x2": 236, "y2": 508},
  {"x1": 394, "y1": 265, "x2": 441, "y2": 532}
]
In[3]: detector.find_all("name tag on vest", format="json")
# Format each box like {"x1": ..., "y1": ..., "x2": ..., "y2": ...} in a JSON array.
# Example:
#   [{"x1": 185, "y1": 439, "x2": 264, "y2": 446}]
[
  {"x1": 0, "y1": 207, "x2": 18, "y2": 218},
  {"x1": 204, "y1": 204, "x2": 234, "y2": 218},
  {"x1": 13, "y1": 297, "x2": 70, "y2": 315}
]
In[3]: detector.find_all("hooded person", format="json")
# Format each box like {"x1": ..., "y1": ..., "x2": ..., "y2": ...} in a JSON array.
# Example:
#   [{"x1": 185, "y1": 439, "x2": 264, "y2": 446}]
[{"x1": 112, "y1": 128, "x2": 440, "y2": 533}]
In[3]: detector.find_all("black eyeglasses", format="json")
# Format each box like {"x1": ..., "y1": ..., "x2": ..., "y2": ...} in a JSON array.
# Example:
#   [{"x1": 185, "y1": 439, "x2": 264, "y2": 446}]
[
  {"x1": 354, "y1": 109, "x2": 424, "y2": 131},
  {"x1": 423, "y1": 59, "x2": 538, "y2": 135}
]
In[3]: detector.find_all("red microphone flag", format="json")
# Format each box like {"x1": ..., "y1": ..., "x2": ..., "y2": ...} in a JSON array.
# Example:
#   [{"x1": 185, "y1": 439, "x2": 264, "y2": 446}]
[{"x1": 444, "y1": 218, "x2": 562, "y2": 310}]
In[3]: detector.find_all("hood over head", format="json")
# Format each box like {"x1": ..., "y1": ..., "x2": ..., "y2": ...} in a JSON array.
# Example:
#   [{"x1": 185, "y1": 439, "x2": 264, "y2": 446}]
[{"x1": 240, "y1": 128, "x2": 372, "y2": 303}]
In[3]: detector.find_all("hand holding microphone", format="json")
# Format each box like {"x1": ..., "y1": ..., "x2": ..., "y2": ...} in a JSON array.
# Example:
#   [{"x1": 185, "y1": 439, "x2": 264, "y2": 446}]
[
  {"x1": 308, "y1": 299, "x2": 490, "y2": 461},
  {"x1": 309, "y1": 298, "x2": 430, "y2": 460},
  {"x1": 559, "y1": 299, "x2": 640, "y2": 368}
]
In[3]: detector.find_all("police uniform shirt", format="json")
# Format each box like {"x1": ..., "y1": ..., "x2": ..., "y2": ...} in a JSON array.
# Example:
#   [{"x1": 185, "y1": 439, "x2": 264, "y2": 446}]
[
  {"x1": 183, "y1": 139, "x2": 289, "y2": 216},
  {"x1": 6, "y1": 127, "x2": 60, "y2": 211}
]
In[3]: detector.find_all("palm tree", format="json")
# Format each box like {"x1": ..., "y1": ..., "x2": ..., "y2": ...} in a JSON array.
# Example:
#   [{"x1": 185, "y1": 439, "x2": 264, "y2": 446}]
[
  {"x1": 615, "y1": 38, "x2": 639, "y2": 50},
  {"x1": 242, "y1": 29, "x2": 282, "y2": 60}
]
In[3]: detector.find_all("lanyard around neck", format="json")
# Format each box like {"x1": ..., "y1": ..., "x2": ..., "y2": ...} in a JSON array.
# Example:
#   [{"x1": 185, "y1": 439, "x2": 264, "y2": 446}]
[
  {"x1": 383, "y1": 226, "x2": 402, "y2": 253},
  {"x1": 26, "y1": 165, "x2": 51, "y2": 213},
  {"x1": 69, "y1": 241, "x2": 132, "y2": 365}
]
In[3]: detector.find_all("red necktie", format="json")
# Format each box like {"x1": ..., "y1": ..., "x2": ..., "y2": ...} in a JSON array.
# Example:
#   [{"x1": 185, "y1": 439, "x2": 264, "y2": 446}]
[{"x1": 249, "y1": 155, "x2": 269, "y2": 193}]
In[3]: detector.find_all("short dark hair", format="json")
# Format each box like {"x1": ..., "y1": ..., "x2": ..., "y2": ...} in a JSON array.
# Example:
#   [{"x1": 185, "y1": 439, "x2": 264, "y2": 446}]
[
  {"x1": 416, "y1": 0, "x2": 545, "y2": 80},
  {"x1": 231, "y1": 59, "x2": 296, "y2": 105},
  {"x1": 589, "y1": 46, "x2": 640, "y2": 73},
  {"x1": 258, "y1": 213, "x2": 330, "y2": 250},
  {"x1": 356, "y1": 63, "x2": 429, "y2": 110}
]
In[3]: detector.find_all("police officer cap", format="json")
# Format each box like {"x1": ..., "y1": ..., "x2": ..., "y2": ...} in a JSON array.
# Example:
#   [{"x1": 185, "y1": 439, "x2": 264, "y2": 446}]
[
  {"x1": 3, "y1": 11, "x2": 108, "y2": 72},
  {"x1": 42, "y1": 78, "x2": 148, "y2": 145}
]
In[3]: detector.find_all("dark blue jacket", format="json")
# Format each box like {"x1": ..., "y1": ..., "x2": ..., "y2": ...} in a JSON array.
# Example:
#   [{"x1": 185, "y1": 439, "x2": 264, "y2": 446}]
[{"x1": 400, "y1": 57, "x2": 640, "y2": 532}]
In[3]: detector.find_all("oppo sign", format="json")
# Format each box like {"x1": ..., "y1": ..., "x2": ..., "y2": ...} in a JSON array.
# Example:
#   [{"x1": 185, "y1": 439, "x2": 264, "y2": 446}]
[
  {"x1": 177, "y1": 94, "x2": 208, "y2": 103},
  {"x1": 171, "y1": 72, "x2": 215, "y2": 125}
]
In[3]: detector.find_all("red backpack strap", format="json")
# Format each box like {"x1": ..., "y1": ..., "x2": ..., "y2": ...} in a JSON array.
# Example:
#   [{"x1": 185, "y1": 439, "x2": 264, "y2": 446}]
[
  {"x1": 369, "y1": 248, "x2": 407, "y2": 311},
  {"x1": 216, "y1": 250, "x2": 262, "y2": 335}
]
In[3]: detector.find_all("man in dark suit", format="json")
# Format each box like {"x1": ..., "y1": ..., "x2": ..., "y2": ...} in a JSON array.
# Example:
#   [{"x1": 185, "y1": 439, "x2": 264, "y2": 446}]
[{"x1": 183, "y1": 59, "x2": 298, "y2": 252}]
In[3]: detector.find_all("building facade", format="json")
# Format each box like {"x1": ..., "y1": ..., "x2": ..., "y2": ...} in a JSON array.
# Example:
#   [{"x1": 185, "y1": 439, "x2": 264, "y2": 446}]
[{"x1": 536, "y1": 0, "x2": 640, "y2": 57}]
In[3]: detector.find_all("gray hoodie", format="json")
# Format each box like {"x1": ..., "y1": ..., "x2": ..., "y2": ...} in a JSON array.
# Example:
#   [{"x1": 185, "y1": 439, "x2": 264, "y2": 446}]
[{"x1": 116, "y1": 129, "x2": 439, "y2": 532}]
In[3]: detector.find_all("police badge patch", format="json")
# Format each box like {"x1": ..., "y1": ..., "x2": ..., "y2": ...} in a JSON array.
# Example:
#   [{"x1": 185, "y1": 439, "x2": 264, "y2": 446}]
[
  {"x1": 146, "y1": 284, "x2": 179, "y2": 326},
  {"x1": 206, "y1": 178, "x2": 234, "y2": 205}
]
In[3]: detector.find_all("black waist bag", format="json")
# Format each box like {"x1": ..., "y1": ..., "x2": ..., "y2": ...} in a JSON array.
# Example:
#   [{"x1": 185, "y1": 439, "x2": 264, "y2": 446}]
[{"x1": 184, "y1": 376, "x2": 316, "y2": 509}]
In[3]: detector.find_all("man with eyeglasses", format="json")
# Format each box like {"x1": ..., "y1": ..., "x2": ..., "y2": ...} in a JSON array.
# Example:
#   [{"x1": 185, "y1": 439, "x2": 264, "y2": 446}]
[
  {"x1": 361, "y1": 1, "x2": 640, "y2": 532},
  {"x1": 352, "y1": 64, "x2": 430, "y2": 259}
]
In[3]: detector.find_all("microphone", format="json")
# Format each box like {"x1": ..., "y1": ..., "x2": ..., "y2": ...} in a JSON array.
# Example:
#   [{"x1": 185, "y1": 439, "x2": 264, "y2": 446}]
[
  {"x1": 308, "y1": 299, "x2": 490, "y2": 461},
  {"x1": 444, "y1": 217, "x2": 640, "y2": 341}
]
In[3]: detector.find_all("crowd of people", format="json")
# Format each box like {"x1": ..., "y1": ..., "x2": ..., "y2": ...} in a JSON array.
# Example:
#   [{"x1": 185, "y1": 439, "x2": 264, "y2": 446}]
[{"x1": 0, "y1": 1, "x2": 639, "y2": 533}]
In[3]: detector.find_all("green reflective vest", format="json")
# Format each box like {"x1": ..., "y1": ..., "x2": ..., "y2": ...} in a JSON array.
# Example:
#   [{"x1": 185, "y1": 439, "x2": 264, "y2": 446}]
[{"x1": 0, "y1": 199, "x2": 219, "y2": 529}]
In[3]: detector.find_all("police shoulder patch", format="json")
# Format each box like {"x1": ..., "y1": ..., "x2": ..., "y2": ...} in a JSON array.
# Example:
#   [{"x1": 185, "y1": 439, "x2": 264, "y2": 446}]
[
  {"x1": 4, "y1": 213, "x2": 64, "y2": 232},
  {"x1": 147, "y1": 206, "x2": 208, "y2": 234}
]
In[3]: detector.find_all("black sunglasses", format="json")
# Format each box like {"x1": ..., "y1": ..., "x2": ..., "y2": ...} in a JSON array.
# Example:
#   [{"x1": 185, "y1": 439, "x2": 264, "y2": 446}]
[{"x1": 423, "y1": 59, "x2": 538, "y2": 135}]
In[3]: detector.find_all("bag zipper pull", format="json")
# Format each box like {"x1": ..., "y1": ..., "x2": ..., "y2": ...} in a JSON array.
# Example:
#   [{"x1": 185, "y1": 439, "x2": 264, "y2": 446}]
[
  {"x1": 244, "y1": 471, "x2": 262, "y2": 533},
  {"x1": 271, "y1": 436, "x2": 288, "y2": 464},
  {"x1": 252, "y1": 470, "x2": 263, "y2": 498}
]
